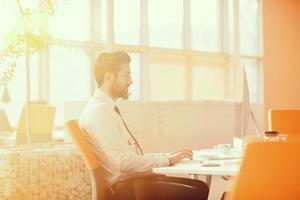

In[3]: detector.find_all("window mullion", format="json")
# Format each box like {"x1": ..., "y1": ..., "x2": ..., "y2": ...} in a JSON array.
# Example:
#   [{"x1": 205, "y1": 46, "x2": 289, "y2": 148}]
[
  {"x1": 39, "y1": 48, "x2": 49, "y2": 103},
  {"x1": 257, "y1": 0, "x2": 264, "y2": 103},
  {"x1": 90, "y1": 0, "x2": 101, "y2": 93},
  {"x1": 183, "y1": 0, "x2": 192, "y2": 101},
  {"x1": 38, "y1": 0, "x2": 49, "y2": 103},
  {"x1": 233, "y1": 0, "x2": 242, "y2": 101},
  {"x1": 106, "y1": 0, "x2": 114, "y2": 51},
  {"x1": 140, "y1": 0, "x2": 150, "y2": 100},
  {"x1": 221, "y1": 0, "x2": 231, "y2": 100}
]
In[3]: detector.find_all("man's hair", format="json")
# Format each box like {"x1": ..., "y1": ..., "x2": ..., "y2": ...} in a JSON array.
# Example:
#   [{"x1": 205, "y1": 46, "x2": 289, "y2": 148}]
[{"x1": 94, "y1": 51, "x2": 131, "y2": 86}]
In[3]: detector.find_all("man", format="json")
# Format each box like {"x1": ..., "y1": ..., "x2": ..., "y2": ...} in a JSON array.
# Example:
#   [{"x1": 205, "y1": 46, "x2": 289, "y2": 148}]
[{"x1": 80, "y1": 52, "x2": 208, "y2": 199}]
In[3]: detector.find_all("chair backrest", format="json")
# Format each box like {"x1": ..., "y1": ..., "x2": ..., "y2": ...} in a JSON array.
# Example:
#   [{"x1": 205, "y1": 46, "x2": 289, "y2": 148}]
[
  {"x1": 16, "y1": 103, "x2": 56, "y2": 144},
  {"x1": 0, "y1": 109, "x2": 12, "y2": 133},
  {"x1": 229, "y1": 141, "x2": 300, "y2": 200},
  {"x1": 268, "y1": 109, "x2": 300, "y2": 135},
  {"x1": 65, "y1": 119, "x2": 111, "y2": 200},
  {"x1": 64, "y1": 119, "x2": 100, "y2": 170},
  {"x1": 17, "y1": 103, "x2": 56, "y2": 134}
]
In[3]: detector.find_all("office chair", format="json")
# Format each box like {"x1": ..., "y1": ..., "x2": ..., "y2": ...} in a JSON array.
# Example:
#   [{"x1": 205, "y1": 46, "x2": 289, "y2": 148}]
[
  {"x1": 65, "y1": 119, "x2": 209, "y2": 200},
  {"x1": 268, "y1": 109, "x2": 300, "y2": 135},
  {"x1": 228, "y1": 141, "x2": 300, "y2": 200},
  {"x1": 65, "y1": 120, "x2": 110, "y2": 200},
  {"x1": 16, "y1": 103, "x2": 56, "y2": 144},
  {"x1": 0, "y1": 109, "x2": 13, "y2": 133}
]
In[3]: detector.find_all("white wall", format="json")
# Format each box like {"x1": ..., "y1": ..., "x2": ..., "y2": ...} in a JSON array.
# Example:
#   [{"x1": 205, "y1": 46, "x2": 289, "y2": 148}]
[{"x1": 64, "y1": 101, "x2": 264, "y2": 152}]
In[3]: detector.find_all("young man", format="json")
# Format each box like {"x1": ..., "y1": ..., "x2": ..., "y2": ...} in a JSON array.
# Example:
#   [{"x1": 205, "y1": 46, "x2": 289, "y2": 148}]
[{"x1": 80, "y1": 52, "x2": 208, "y2": 199}]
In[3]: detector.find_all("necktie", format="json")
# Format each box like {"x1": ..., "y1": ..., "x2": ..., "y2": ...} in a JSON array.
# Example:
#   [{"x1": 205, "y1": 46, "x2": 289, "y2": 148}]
[{"x1": 114, "y1": 106, "x2": 144, "y2": 156}]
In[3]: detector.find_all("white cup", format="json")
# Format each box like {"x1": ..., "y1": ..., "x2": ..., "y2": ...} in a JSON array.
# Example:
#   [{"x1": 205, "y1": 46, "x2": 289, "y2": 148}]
[{"x1": 217, "y1": 144, "x2": 231, "y2": 154}]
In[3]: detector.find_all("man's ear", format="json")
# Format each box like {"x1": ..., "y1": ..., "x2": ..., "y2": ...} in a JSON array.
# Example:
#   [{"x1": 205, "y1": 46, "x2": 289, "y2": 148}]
[{"x1": 103, "y1": 72, "x2": 114, "y2": 83}]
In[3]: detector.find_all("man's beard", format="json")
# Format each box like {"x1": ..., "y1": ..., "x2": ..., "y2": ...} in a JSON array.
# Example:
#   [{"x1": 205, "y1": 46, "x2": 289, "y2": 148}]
[{"x1": 111, "y1": 81, "x2": 130, "y2": 100}]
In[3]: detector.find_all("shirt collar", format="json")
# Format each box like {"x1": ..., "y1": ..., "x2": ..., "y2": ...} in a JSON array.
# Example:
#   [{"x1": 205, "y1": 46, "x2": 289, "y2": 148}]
[{"x1": 93, "y1": 88, "x2": 116, "y2": 106}]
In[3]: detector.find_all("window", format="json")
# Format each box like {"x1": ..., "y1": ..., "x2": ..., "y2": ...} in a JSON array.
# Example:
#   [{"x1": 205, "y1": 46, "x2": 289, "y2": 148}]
[
  {"x1": 149, "y1": 55, "x2": 186, "y2": 100},
  {"x1": 148, "y1": 0, "x2": 183, "y2": 48},
  {"x1": 0, "y1": 1, "x2": 39, "y2": 126},
  {"x1": 0, "y1": 0, "x2": 263, "y2": 128},
  {"x1": 0, "y1": 55, "x2": 39, "y2": 125},
  {"x1": 240, "y1": 0, "x2": 260, "y2": 56},
  {"x1": 114, "y1": 0, "x2": 140, "y2": 45},
  {"x1": 128, "y1": 53, "x2": 141, "y2": 100},
  {"x1": 100, "y1": 0, "x2": 107, "y2": 42},
  {"x1": 192, "y1": 64, "x2": 226, "y2": 100},
  {"x1": 49, "y1": 46, "x2": 91, "y2": 126},
  {"x1": 191, "y1": 0, "x2": 221, "y2": 52},
  {"x1": 0, "y1": 0, "x2": 18, "y2": 39},
  {"x1": 48, "y1": 0, "x2": 91, "y2": 41}
]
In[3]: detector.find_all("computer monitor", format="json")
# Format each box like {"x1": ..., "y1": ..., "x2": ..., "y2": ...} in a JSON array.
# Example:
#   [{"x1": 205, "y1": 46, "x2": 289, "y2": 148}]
[
  {"x1": 241, "y1": 66, "x2": 250, "y2": 138},
  {"x1": 241, "y1": 66, "x2": 262, "y2": 139}
]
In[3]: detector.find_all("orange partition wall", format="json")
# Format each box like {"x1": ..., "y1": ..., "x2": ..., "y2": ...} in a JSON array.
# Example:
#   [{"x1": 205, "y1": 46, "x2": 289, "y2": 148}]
[{"x1": 263, "y1": 0, "x2": 300, "y2": 127}]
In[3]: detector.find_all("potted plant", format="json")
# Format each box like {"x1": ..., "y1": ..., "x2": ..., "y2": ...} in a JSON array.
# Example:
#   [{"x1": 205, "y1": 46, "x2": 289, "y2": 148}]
[{"x1": 0, "y1": 0, "x2": 56, "y2": 144}]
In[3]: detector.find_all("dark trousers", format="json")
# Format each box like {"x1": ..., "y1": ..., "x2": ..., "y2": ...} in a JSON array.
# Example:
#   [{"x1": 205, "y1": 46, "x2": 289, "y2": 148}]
[{"x1": 111, "y1": 176, "x2": 209, "y2": 200}]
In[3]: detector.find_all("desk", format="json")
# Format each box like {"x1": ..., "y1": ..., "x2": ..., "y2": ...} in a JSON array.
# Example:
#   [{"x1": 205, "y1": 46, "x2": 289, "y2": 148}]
[{"x1": 153, "y1": 149, "x2": 242, "y2": 200}]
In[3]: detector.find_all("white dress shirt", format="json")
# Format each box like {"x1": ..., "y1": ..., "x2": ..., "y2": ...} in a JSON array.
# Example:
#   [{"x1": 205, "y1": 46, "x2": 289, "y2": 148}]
[{"x1": 79, "y1": 89, "x2": 169, "y2": 186}]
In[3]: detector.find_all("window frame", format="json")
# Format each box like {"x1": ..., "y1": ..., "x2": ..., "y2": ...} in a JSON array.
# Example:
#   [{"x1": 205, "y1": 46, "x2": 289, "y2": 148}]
[{"x1": 22, "y1": 0, "x2": 263, "y2": 128}]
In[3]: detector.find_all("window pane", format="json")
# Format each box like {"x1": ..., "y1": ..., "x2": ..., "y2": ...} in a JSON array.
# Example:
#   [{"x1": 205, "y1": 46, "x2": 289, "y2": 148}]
[
  {"x1": 114, "y1": 0, "x2": 140, "y2": 45},
  {"x1": 191, "y1": 0, "x2": 221, "y2": 52},
  {"x1": 49, "y1": 46, "x2": 91, "y2": 126},
  {"x1": 192, "y1": 65, "x2": 226, "y2": 100},
  {"x1": 101, "y1": 0, "x2": 107, "y2": 42},
  {"x1": 0, "y1": 55, "x2": 39, "y2": 126},
  {"x1": 240, "y1": 0, "x2": 259, "y2": 55},
  {"x1": 150, "y1": 63, "x2": 186, "y2": 100},
  {"x1": 0, "y1": 0, "x2": 18, "y2": 39},
  {"x1": 148, "y1": 0, "x2": 183, "y2": 48},
  {"x1": 49, "y1": 0, "x2": 91, "y2": 41},
  {"x1": 128, "y1": 53, "x2": 140, "y2": 100},
  {"x1": 228, "y1": 0, "x2": 234, "y2": 54},
  {"x1": 242, "y1": 60, "x2": 260, "y2": 102}
]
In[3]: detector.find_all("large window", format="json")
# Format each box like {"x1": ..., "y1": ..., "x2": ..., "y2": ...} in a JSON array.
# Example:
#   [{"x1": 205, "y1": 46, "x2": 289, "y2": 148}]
[
  {"x1": 0, "y1": 55, "x2": 39, "y2": 125},
  {"x1": 148, "y1": 0, "x2": 183, "y2": 49},
  {"x1": 114, "y1": 0, "x2": 140, "y2": 45},
  {"x1": 0, "y1": 0, "x2": 263, "y2": 127},
  {"x1": 149, "y1": 55, "x2": 187, "y2": 100},
  {"x1": 240, "y1": 0, "x2": 260, "y2": 56},
  {"x1": 0, "y1": 0, "x2": 39, "y2": 125},
  {"x1": 48, "y1": 0, "x2": 91, "y2": 41},
  {"x1": 191, "y1": 0, "x2": 221, "y2": 52},
  {"x1": 49, "y1": 46, "x2": 91, "y2": 125},
  {"x1": 128, "y1": 53, "x2": 141, "y2": 100},
  {"x1": 192, "y1": 63, "x2": 227, "y2": 100}
]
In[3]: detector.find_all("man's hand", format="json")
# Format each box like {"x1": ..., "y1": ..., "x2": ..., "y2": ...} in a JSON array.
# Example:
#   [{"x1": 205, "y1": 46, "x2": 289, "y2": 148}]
[{"x1": 168, "y1": 149, "x2": 193, "y2": 166}]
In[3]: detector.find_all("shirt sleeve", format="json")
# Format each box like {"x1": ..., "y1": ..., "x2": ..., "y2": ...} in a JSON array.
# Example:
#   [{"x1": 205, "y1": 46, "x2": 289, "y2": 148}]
[{"x1": 81, "y1": 102, "x2": 169, "y2": 173}]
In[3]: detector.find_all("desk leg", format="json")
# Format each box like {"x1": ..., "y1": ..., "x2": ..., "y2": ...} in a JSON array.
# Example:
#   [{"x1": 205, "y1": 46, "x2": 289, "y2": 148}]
[
  {"x1": 189, "y1": 174, "x2": 212, "y2": 188},
  {"x1": 208, "y1": 176, "x2": 232, "y2": 200},
  {"x1": 206, "y1": 175, "x2": 212, "y2": 188},
  {"x1": 189, "y1": 174, "x2": 200, "y2": 180}
]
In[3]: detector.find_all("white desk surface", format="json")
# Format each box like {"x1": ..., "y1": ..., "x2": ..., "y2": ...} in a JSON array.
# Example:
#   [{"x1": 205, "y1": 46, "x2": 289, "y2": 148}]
[{"x1": 153, "y1": 149, "x2": 242, "y2": 176}]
